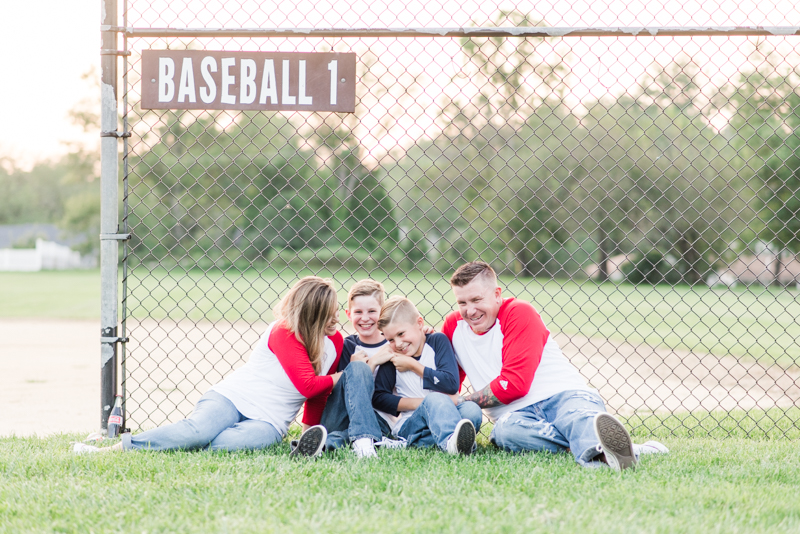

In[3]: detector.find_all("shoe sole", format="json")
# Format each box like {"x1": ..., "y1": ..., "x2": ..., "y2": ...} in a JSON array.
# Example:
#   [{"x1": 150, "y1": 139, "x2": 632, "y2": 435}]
[
  {"x1": 454, "y1": 420, "x2": 476, "y2": 455},
  {"x1": 594, "y1": 413, "x2": 636, "y2": 471},
  {"x1": 290, "y1": 426, "x2": 326, "y2": 458}
]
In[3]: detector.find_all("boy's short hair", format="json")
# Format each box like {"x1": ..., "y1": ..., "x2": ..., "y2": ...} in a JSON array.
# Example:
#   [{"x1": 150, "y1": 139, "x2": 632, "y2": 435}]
[
  {"x1": 377, "y1": 296, "x2": 421, "y2": 331},
  {"x1": 450, "y1": 261, "x2": 498, "y2": 288},
  {"x1": 347, "y1": 279, "x2": 385, "y2": 307}
]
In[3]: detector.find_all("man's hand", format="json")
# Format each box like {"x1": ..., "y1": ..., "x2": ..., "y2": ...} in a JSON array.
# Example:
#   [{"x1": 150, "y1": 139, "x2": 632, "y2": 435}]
[
  {"x1": 391, "y1": 354, "x2": 424, "y2": 377},
  {"x1": 462, "y1": 384, "x2": 502, "y2": 408}
]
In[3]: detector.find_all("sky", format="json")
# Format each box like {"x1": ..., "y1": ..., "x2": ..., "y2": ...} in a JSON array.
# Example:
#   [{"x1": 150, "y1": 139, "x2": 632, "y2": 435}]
[{"x1": 0, "y1": 0, "x2": 99, "y2": 168}]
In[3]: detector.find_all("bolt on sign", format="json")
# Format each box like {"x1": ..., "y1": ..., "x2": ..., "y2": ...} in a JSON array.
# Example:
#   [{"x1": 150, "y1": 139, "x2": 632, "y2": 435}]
[{"x1": 141, "y1": 50, "x2": 356, "y2": 113}]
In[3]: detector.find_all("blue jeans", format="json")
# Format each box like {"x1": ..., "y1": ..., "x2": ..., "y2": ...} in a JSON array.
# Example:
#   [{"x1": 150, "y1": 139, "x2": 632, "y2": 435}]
[
  {"x1": 122, "y1": 390, "x2": 282, "y2": 452},
  {"x1": 396, "y1": 392, "x2": 483, "y2": 451},
  {"x1": 320, "y1": 361, "x2": 386, "y2": 449},
  {"x1": 490, "y1": 389, "x2": 607, "y2": 466}
]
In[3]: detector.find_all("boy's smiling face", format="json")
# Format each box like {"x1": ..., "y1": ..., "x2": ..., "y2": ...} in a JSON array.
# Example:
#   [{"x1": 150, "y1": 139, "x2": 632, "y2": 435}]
[
  {"x1": 346, "y1": 295, "x2": 382, "y2": 342},
  {"x1": 381, "y1": 317, "x2": 426, "y2": 358}
]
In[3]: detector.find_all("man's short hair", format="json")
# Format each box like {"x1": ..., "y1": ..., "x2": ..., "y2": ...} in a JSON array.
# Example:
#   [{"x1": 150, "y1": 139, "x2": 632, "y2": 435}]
[
  {"x1": 377, "y1": 296, "x2": 420, "y2": 331},
  {"x1": 449, "y1": 261, "x2": 498, "y2": 288},
  {"x1": 347, "y1": 279, "x2": 385, "y2": 307}
]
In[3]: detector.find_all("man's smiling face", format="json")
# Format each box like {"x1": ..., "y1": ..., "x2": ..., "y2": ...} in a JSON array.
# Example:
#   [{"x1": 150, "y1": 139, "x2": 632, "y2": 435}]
[{"x1": 452, "y1": 277, "x2": 502, "y2": 334}]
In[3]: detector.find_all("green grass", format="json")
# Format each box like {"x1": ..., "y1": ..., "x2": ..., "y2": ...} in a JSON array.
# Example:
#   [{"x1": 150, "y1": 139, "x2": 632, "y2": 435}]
[
  {"x1": 2, "y1": 268, "x2": 798, "y2": 366},
  {"x1": 0, "y1": 270, "x2": 100, "y2": 320},
  {"x1": 2, "y1": 426, "x2": 800, "y2": 534}
]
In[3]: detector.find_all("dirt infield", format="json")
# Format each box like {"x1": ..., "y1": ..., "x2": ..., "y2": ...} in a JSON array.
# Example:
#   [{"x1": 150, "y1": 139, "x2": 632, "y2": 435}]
[{"x1": 3, "y1": 319, "x2": 799, "y2": 437}]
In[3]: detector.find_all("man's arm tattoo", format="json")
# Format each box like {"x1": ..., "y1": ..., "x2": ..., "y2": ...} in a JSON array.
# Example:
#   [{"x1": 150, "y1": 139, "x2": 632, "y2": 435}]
[{"x1": 463, "y1": 384, "x2": 502, "y2": 408}]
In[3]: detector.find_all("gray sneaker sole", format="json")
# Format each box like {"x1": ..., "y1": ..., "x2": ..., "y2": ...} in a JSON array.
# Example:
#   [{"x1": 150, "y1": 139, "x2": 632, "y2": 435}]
[
  {"x1": 595, "y1": 413, "x2": 637, "y2": 470},
  {"x1": 455, "y1": 420, "x2": 476, "y2": 455},
  {"x1": 290, "y1": 427, "x2": 325, "y2": 458}
]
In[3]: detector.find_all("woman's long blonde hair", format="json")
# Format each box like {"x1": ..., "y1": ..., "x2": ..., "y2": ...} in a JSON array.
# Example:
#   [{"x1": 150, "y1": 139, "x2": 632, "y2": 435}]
[{"x1": 273, "y1": 276, "x2": 338, "y2": 374}]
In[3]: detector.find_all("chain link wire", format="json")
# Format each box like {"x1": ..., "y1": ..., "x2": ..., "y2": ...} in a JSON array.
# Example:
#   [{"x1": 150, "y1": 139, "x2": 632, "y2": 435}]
[{"x1": 121, "y1": 0, "x2": 800, "y2": 438}]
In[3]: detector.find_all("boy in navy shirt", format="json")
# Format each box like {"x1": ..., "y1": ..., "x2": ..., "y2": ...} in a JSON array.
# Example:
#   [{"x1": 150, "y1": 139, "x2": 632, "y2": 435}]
[{"x1": 373, "y1": 296, "x2": 482, "y2": 455}]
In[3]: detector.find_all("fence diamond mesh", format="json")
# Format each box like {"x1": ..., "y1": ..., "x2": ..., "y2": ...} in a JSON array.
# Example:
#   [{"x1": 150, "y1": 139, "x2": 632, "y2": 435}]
[{"x1": 115, "y1": 0, "x2": 800, "y2": 438}]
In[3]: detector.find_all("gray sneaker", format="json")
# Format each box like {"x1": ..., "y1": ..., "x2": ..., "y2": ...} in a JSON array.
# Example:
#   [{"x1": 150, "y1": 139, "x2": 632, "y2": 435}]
[
  {"x1": 290, "y1": 425, "x2": 327, "y2": 458},
  {"x1": 594, "y1": 413, "x2": 637, "y2": 471},
  {"x1": 446, "y1": 419, "x2": 476, "y2": 455}
]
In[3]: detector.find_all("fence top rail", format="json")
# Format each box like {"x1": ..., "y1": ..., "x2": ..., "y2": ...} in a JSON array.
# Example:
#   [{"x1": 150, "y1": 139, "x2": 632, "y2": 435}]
[{"x1": 112, "y1": 26, "x2": 800, "y2": 39}]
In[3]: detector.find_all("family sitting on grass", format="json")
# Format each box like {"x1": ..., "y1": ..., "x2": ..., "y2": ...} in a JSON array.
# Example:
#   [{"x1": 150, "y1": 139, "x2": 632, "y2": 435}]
[{"x1": 75, "y1": 261, "x2": 668, "y2": 470}]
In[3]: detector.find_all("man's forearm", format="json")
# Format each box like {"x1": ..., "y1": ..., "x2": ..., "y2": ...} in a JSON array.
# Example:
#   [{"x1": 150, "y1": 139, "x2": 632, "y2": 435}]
[{"x1": 462, "y1": 384, "x2": 502, "y2": 408}]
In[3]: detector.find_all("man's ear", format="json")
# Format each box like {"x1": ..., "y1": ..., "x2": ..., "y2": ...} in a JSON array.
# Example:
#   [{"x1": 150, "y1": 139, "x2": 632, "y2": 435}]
[{"x1": 494, "y1": 286, "x2": 502, "y2": 302}]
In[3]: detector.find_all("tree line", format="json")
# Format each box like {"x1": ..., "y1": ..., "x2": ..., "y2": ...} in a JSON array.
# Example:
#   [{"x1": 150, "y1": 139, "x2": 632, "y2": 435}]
[{"x1": 2, "y1": 40, "x2": 798, "y2": 286}]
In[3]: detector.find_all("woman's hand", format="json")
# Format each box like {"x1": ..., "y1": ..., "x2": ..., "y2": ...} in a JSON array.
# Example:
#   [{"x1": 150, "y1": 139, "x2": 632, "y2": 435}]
[
  {"x1": 422, "y1": 324, "x2": 436, "y2": 335},
  {"x1": 331, "y1": 371, "x2": 343, "y2": 386}
]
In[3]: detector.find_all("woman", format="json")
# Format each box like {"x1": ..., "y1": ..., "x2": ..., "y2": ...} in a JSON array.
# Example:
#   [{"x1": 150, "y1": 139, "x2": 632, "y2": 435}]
[{"x1": 74, "y1": 276, "x2": 343, "y2": 453}]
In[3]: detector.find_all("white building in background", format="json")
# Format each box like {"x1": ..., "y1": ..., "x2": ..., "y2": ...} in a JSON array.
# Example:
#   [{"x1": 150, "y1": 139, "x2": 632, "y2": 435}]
[
  {"x1": 0, "y1": 238, "x2": 83, "y2": 271},
  {"x1": 0, "y1": 223, "x2": 93, "y2": 272}
]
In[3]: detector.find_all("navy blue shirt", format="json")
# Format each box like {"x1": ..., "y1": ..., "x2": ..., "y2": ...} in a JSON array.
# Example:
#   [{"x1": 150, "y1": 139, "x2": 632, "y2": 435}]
[
  {"x1": 372, "y1": 332, "x2": 459, "y2": 416},
  {"x1": 337, "y1": 334, "x2": 388, "y2": 372}
]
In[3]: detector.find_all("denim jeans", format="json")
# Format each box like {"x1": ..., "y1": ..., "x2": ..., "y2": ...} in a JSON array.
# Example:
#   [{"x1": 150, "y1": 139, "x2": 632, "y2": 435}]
[
  {"x1": 490, "y1": 389, "x2": 607, "y2": 466},
  {"x1": 319, "y1": 361, "x2": 386, "y2": 449},
  {"x1": 396, "y1": 392, "x2": 483, "y2": 451},
  {"x1": 122, "y1": 390, "x2": 282, "y2": 452}
]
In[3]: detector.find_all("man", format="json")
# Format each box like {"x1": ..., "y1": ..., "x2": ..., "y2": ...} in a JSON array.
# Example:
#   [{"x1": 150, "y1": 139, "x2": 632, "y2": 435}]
[{"x1": 441, "y1": 261, "x2": 667, "y2": 469}]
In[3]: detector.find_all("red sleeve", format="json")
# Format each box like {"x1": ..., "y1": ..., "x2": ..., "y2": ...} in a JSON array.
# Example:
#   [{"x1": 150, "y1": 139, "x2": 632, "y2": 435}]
[
  {"x1": 489, "y1": 299, "x2": 549, "y2": 405},
  {"x1": 442, "y1": 311, "x2": 467, "y2": 392},
  {"x1": 269, "y1": 323, "x2": 335, "y2": 399},
  {"x1": 301, "y1": 332, "x2": 343, "y2": 426}
]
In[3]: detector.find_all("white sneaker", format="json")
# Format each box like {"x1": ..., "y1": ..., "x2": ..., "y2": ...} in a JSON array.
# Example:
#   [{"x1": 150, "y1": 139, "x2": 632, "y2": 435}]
[
  {"x1": 352, "y1": 437, "x2": 378, "y2": 459},
  {"x1": 374, "y1": 437, "x2": 408, "y2": 450},
  {"x1": 72, "y1": 442, "x2": 101, "y2": 454},
  {"x1": 84, "y1": 432, "x2": 105, "y2": 443},
  {"x1": 290, "y1": 425, "x2": 327, "y2": 458},
  {"x1": 633, "y1": 440, "x2": 669, "y2": 458},
  {"x1": 594, "y1": 413, "x2": 637, "y2": 471},
  {"x1": 446, "y1": 419, "x2": 476, "y2": 455}
]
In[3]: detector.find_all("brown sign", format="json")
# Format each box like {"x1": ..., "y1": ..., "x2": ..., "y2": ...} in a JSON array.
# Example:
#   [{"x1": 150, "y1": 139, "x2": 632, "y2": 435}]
[{"x1": 141, "y1": 50, "x2": 356, "y2": 112}]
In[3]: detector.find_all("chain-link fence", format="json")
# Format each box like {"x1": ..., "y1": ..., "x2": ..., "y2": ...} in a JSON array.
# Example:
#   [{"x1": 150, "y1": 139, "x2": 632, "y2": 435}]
[{"x1": 113, "y1": 0, "x2": 800, "y2": 438}]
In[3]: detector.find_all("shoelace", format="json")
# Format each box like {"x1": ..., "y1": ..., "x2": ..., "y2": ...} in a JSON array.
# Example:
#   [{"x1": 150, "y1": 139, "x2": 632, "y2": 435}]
[{"x1": 374, "y1": 437, "x2": 407, "y2": 449}]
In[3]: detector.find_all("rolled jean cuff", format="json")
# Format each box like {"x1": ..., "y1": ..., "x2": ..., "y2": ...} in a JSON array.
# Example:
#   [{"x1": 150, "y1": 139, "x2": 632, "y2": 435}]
[
  {"x1": 121, "y1": 432, "x2": 133, "y2": 451},
  {"x1": 576, "y1": 443, "x2": 603, "y2": 466}
]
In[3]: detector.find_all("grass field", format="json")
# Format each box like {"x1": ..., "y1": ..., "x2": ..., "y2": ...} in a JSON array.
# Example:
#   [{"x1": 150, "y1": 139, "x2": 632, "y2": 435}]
[
  {"x1": 2, "y1": 422, "x2": 800, "y2": 534},
  {"x1": 1, "y1": 268, "x2": 798, "y2": 366}
]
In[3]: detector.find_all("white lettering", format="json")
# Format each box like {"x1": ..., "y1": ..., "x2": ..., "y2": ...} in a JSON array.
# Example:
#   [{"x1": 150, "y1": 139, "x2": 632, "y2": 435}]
[
  {"x1": 158, "y1": 57, "x2": 175, "y2": 102},
  {"x1": 259, "y1": 59, "x2": 278, "y2": 104},
  {"x1": 328, "y1": 60, "x2": 338, "y2": 105},
  {"x1": 281, "y1": 60, "x2": 296, "y2": 105},
  {"x1": 240, "y1": 59, "x2": 257, "y2": 104},
  {"x1": 221, "y1": 58, "x2": 236, "y2": 105},
  {"x1": 199, "y1": 57, "x2": 217, "y2": 104},
  {"x1": 298, "y1": 60, "x2": 312, "y2": 105},
  {"x1": 177, "y1": 58, "x2": 196, "y2": 103}
]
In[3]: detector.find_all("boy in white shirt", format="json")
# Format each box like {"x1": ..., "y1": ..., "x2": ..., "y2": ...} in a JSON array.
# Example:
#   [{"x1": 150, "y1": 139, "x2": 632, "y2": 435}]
[{"x1": 373, "y1": 296, "x2": 482, "y2": 455}]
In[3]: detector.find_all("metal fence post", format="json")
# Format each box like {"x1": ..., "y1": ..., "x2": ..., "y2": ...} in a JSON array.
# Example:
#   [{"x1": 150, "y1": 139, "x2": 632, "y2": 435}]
[{"x1": 99, "y1": 0, "x2": 119, "y2": 433}]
